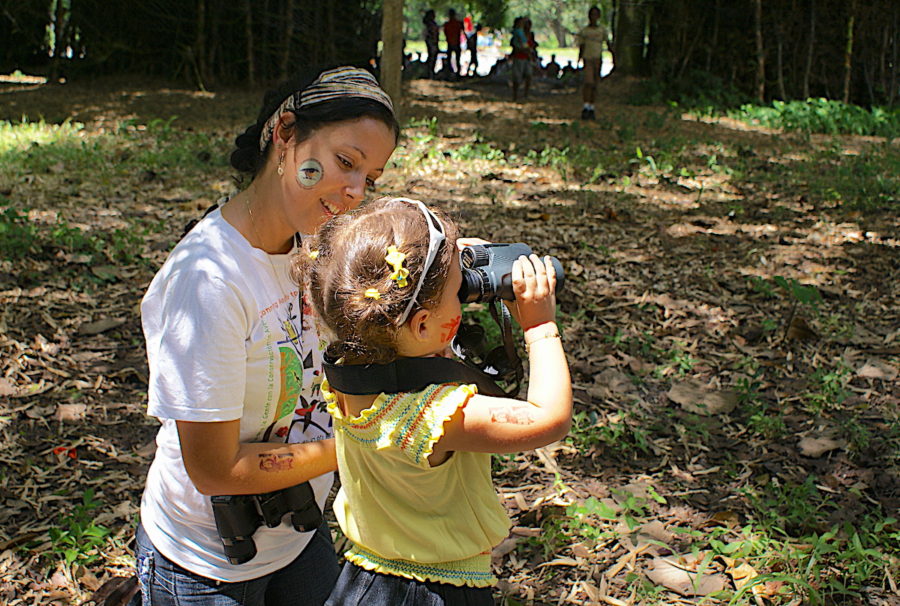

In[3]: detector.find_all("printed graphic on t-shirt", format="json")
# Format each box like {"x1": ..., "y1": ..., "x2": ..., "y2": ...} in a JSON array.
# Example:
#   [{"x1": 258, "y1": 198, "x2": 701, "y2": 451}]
[
  {"x1": 259, "y1": 292, "x2": 304, "y2": 441},
  {"x1": 257, "y1": 291, "x2": 332, "y2": 443},
  {"x1": 275, "y1": 299, "x2": 304, "y2": 422}
]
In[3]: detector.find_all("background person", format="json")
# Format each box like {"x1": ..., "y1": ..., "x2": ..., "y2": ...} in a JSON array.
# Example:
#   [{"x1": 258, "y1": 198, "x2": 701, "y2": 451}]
[
  {"x1": 423, "y1": 9, "x2": 440, "y2": 78},
  {"x1": 132, "y1": 66, "x2": 399, "y2": 605},
  {"x1": 545, "y1": 53, "x2": 561, "y2": 79},
  {"x1": 576, "y1": 5, "x2": 608, "y2": 120},
  {"x1": 443, "y1": 8, "x2": 464, "y2": 77},
  {"x1": 466, "y1": 24, "x2": 482, "y2": 76},
  {"x1": 509, "y1": 16, "x2": 532, "y2": 101}
]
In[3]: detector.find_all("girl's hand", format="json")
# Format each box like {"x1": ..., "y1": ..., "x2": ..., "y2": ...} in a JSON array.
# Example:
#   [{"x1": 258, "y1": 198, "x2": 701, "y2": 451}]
[{"x1": 509, "y1": 254, "x2": 557, "y2": 329}]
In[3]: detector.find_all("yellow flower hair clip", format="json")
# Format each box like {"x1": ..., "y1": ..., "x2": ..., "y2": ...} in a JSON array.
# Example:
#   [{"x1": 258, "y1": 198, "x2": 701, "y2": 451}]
[
  {"x1": 364, "y1": 288, "x2": 381, "y2": 300},
  {"x1": 385, "y1": 245, "x2": 409, "y2": 288},
  {"x1": 308, "y1": 250, "x2": 319, "y2": 260}
]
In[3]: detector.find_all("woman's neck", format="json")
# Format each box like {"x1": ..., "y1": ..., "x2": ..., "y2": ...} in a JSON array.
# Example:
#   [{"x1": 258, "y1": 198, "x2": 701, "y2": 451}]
[{"x1": 223, "y1": 180, "x2": 293, "y2": 254}]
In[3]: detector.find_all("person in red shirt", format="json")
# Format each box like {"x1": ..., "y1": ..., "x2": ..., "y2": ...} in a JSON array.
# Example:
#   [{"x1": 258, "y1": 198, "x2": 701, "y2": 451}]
[
  {"x1": 509, "y1": 16, "x2": 533, "y2": 100},
  {"x1": 443, "y1": 9, "x2": 464, "y2": 77}
]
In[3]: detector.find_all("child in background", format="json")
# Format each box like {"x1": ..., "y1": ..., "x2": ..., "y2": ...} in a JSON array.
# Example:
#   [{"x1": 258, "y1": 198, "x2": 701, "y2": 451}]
[
  {"x1": 466, "y1": 24, "x2": 482, "y2": 76},
  {"x1": 509, "y1": 17, "x2": 533, "y2": 100},
  {"x1": 576, "y1": 5, "x2": 608, "y2": 120},
  {"x1": 294, "y1": 197, "x2": 572, "y2": 605}
]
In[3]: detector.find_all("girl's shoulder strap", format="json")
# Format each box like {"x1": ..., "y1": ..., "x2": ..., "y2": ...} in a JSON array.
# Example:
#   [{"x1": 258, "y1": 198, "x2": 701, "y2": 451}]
[{"x1": 323, "y1": 355, "x2": 508, "y2": 397}]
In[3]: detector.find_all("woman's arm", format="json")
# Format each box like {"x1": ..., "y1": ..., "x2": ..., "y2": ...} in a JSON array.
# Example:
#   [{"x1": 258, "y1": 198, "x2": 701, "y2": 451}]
[
  {"x1": 176, "y1": 420, "x2": 337, "y2": 495},
  {"x1": 434, "y1": 254, "x2": 572, "y2": 455}
]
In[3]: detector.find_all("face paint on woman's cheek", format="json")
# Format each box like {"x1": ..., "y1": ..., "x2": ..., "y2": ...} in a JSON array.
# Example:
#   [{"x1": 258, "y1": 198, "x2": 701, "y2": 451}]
[
  {"x1": 440, "y1": 315, "x2": 462, "y2": 343},
  {"x1": 296, "y1": 158, "x2": 324, "y2": 188}
]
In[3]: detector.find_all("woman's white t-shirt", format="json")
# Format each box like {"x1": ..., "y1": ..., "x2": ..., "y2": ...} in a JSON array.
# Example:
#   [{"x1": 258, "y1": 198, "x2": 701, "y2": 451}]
[{"x1": 140, "y1": 208, "x2": 333, "y2": 582}]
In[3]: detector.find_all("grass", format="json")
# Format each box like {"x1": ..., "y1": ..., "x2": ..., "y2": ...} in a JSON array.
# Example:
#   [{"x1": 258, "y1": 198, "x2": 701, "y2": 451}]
[
  {"x1": 730, "y1": 99, "x2": 900, "y2": 139},
  {"x1": 43, "y1": 489, "x2": 111, "y2": 570},
  {"x1": 0, "y1": 117, "x2": 230, "y2": 183}
]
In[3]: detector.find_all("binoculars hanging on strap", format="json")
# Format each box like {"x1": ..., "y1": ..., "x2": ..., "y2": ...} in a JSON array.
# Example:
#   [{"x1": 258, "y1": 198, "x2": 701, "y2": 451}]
[{"x1": 211, "y1": 481, "x2": 322, "y2": 565}]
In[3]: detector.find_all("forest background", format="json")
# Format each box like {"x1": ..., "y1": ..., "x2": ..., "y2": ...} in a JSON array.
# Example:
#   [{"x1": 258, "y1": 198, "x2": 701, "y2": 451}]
[{"x1": 0, "y1": 1, "x2": 898, "y2": 605}]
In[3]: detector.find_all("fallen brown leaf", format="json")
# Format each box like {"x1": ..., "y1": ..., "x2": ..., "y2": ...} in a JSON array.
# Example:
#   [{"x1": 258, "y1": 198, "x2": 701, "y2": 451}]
[
  {"x1": 666, "y1": 381, "x2": 738, "y2": 415},
  {"x1": 644, "y1": 556, "x2": 728, "y2": 596}
]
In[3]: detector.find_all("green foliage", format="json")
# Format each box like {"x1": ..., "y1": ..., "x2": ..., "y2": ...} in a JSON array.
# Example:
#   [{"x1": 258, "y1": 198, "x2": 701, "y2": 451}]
[
  {"x1": 772, "y1": 276, "x2": 822, "y2": 309},
  {"x1": 405, "y1": 115, "x2": 440, "y2": 139},
  {"x1": 628, "y1": 69, "x2": 750, "y2": 110},
  {"x1": 735, "y1": 360, "x2": 787, "y2": 439},
  {"x1": 46, "y1": 489, "x2": 111, "y2": 568},
  {"x1": 0, "y1": 118, "x2": 227, "y2": 181},
  {"x1": 449, "y1": 141, "x2": 506, "y2": 162},
  {"x1": 740, "y1": 477, "x2": 897, "y2": 602},
  {"x1": 802, "y1": 145, "x2": 899, "y2": 212},
  {"x1": 731, "y1": 99, "x2": 900, "y2": 139},
  {"x1": 0, "y1": 205, "x2": 145, "y2": 265},
  {"x1": 0, "y1": 207, "x2": 39, "y2": 259},
  {"x1": 566, "y1": 409, "x2": 651, "y2": 457},
  {"x1": 804, "y1": 363, "x2": 851, "y2": 414},
  {"x1": 746, "y1": 476, "x2": 829, "y2": 534}
]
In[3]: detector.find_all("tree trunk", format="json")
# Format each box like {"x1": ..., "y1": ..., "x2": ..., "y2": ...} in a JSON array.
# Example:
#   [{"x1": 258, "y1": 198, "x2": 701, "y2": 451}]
[
  {"x1": 802, "y1": 0, "x2": 815, "y2": 99},
  {"x1": 380, "y1": 0, "x2": 403, "y2": 114},
  {"x1": 842, "y1": 0, "x2": 856, "y2": 104},
  {"x1": 614, "y1": 0, "x2": 645, "y2": 76},
  {"x1": 754, "y1": 0, "x2": 765, "y2": 102},
  {"x1": 280, "y1": 0, "x2": 295, "y2": 81},
  {"x1": 776, "y1": 21, "x2": 786, "y2": 99},
  {"x1": 326, "y1": 4, "x2": 336, "y2": 66},
  {"x1": 207, "y1": 0, "x2": 219, "y2": 84},
  {"x1": 705, "y1": 0, "x2": 720, "y2": 72},
  {"x1": 891, "y1": 7, "x2": 899, "y2": 106},
  {"x1": 49, "y1": 0, "x2": 66, "y2": 81},
  {"x1": 195, "y1": 0, "x2": 207, "y2": 89},
  {"x1": 551, "y1": 0, "x2": 567, "y2": 47},
  {"x1": 244, "y1": 0, "x2": 255, "y2": 86}
]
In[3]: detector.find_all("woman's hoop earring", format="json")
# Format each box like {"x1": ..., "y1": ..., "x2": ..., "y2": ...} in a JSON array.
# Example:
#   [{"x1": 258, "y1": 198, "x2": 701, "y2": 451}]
[{"x1": 277, "y1": 151, "x2": 285, "y2": 176}]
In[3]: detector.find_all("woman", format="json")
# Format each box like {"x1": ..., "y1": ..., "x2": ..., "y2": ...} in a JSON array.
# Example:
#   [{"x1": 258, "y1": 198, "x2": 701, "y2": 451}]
[{"x1": 133, "y1": 66, "x2": 399, "y2": 605}]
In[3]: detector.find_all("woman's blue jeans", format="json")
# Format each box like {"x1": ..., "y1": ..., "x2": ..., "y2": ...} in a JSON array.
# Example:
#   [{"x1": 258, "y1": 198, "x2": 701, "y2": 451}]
[{"x1": 133, "y1": 522, "x2": 339, "y2": 606}]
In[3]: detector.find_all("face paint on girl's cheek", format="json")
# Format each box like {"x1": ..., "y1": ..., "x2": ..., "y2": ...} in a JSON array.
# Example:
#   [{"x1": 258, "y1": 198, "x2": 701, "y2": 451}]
[
  {"x1": 440, "y1": 315, "x2": 462, "y2": 343},
  {"x1": 296, "y1": 158, "x2": 324, "y2": 188}
]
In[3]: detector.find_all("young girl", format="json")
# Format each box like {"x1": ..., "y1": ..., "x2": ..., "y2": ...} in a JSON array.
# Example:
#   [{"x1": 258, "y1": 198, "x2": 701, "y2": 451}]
[{"x1": 294, "y1": 197, "x2": 572, "y2": 605}]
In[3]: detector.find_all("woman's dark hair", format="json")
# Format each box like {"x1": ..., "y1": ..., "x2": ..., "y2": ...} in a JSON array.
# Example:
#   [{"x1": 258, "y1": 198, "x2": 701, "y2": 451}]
[
  {"x1": 293, "y1": 197, "x2": 460, "y2": 365},
  {"x1": 230, "y1": 65, "x2": 400, "y2": 176}
]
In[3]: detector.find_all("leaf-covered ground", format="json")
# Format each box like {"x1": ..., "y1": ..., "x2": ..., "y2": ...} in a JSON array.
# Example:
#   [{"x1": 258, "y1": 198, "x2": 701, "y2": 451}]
[{"x1": 1, "y1": 75, "x2": 898, "y2": 605}]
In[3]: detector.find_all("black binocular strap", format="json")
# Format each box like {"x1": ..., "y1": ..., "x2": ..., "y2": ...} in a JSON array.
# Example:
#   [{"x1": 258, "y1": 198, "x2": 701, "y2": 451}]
[{"x1": 323, "y1": 355, "x2": 509, "y2": 397}]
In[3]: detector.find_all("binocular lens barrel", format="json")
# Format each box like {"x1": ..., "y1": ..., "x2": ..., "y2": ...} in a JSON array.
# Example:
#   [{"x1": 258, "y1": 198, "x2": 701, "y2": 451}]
[
  {"x1": 211, "y1": 495, "x2": 261, "y2": 565},
  {"x1": 457, "y1": 243, "x2": 565, "y2": 303},
  {"x1": 221, "y1": 535, "x2": 258, "y2": 565}
]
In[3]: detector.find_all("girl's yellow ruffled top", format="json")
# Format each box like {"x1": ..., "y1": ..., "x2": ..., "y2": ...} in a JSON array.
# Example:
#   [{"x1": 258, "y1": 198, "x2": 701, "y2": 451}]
[{"x1": 324, "y1": 379, "x2": 511, "y2": 587}]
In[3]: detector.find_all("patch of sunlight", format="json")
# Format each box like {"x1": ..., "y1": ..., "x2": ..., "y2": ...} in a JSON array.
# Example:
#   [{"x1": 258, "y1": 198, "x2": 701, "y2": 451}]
[
  {"x1": 0, "y1": 71, "x2": 47, "y2": 85},
  {"x1": 0, "y1": 119, "x2": 86, "y2": 153},
  {"x1": 125, "y1": 89, "x2": 216, "y2": 99}
]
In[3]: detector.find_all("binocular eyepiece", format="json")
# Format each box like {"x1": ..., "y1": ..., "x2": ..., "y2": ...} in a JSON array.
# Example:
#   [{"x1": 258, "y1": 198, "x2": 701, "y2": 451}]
[
  {"x1": 457, "y1": 243, "x2": 565, "y2": 303},
  {"x1": 211, "y1": 481, "x2": 322, "y2": 565}
]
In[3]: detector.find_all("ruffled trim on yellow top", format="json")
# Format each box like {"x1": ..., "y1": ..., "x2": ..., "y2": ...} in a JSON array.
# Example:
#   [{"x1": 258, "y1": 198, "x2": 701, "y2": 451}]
[
  {"x1": 345, "y1": 544, "x2": 497, "y2": 587},
  {"x1": 323, "y1": 379, "x2": 477, "y2": 466}
]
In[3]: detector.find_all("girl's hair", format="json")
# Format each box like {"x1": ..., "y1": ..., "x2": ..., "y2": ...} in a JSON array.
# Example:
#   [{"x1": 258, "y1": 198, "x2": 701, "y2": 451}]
[
  {"x1": 294, "y1": 197, "x2": 460, "y2": 365},
  {"x1": 230, "y1": 65, "x2": 400, "y2": 176}
]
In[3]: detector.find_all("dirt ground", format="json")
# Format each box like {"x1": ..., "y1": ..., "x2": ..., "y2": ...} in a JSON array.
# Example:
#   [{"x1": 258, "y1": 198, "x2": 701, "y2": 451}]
[{"x1": 1, "y1": 73, "x2": 898, "y2": 605}]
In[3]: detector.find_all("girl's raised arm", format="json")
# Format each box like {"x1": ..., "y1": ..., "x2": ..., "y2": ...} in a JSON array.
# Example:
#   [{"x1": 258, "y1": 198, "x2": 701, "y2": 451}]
[{"x1": 433, "y1": 254, "x2": 572, "y2": 456}]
